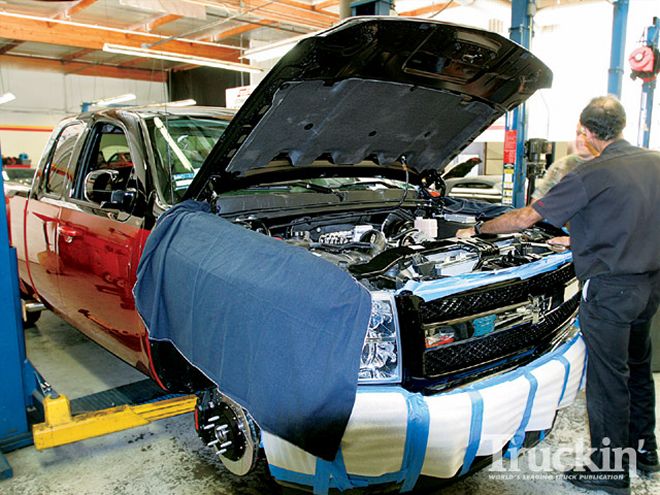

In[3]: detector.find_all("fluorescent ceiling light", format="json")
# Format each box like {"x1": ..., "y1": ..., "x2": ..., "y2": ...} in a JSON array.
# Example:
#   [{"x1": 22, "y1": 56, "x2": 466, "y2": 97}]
[
  {"x1": 94, "y1": 93, "x2": 137, "y2": 107},
  {"x1": 0, "y1": 92, "x2": 16, "y2": 105},
  {"x1": 103, "y1": 43, "x2": 262, "y2": 74},
  {"x1": 242, "y1": 34, "x2": 312, "y2": 62}
]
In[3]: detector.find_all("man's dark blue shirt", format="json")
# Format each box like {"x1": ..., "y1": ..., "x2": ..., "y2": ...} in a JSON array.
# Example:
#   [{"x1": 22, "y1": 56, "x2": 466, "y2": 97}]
[{"x1": 532, "y1": 140, "x2": 660, "y2": 280}]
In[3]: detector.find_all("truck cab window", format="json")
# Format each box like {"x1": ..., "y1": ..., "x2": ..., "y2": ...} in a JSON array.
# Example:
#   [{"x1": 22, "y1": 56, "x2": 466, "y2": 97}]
[
  {"x1": 73, "y1": 122, "x2": 142, "y2": 216},
  {"x1": 147, "y1": 116, "x2": 228, "y2": 205},
  {"x1": 41, "y1": 122, "x2": 84, "y2": 197}
]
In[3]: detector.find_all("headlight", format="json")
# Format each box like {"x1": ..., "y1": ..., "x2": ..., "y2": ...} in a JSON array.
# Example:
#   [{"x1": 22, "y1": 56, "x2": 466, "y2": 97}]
[{"x1": 358, "y1": 292, "x2": 402, "y2": 384}]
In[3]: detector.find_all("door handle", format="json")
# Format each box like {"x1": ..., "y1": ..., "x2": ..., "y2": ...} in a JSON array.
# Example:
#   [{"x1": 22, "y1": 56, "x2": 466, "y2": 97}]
[{"x1": 58, "y1": 225, "x2": 83, "y2": 242}]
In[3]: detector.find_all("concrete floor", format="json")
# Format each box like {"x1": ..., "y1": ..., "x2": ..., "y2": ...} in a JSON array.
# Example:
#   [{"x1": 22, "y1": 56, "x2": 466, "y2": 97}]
[{"x1": 2, "y1": 311, "x2": 659, "y2": 495}]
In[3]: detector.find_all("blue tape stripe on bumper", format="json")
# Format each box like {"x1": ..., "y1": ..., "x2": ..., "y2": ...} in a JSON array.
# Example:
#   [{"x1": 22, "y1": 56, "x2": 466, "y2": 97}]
[
  {"x1": 329, "y1": 450, "x2": 354, "y2": 491},
  {"x1": 460, "y1": 390, "x2": 484, "y2": 476},
  {"x1": 556, "y1": 355, "x2": 571, "y2": 405},
  {"x1": 400, "y1": 393, "x2": 430, "y2": 492},
  {"x1": 313, "y1": 456, "x2": 331, "y2": 495},
  {"x1": 505, "y1": 372, "x2": 538, "y2": 458},
  {"x1": 313, "y1": 450, "x2": 356, "y2": 494},
  {"x1": 578, "y1": 359, "x2": 587, "y2": 391}
]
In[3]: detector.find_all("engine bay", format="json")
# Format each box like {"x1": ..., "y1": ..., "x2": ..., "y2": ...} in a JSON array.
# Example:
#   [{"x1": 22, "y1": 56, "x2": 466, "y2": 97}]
[{"x1": 227, "y1": 203, "x2": 565, "y2": 291}]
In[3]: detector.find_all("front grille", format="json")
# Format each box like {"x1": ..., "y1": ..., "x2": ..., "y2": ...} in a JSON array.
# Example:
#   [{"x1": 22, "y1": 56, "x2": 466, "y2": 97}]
[
  {"x1": 419, "y1": 263, "x2": 575, "y2": 324},
  {"x1": 422, "y1": 293, "x2": 579, "y2": 378}
]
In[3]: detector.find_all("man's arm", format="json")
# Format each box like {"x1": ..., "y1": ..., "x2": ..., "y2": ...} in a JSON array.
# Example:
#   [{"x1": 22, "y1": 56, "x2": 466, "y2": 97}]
[{"x1": 456, "y1": 205, "x2": 542, "y2": 238}]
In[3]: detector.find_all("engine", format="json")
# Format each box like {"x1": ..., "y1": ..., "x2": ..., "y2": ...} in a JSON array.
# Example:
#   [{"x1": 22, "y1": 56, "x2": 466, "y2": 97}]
[{"x1": 231, "y1": 208, "x2": 562, "y2": 291}]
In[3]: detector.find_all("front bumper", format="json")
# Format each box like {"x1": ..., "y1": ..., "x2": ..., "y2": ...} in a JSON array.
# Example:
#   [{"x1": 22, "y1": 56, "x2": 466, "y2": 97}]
[{"x1": 263, "y1": 328, "x2": 586, "y2": 494}]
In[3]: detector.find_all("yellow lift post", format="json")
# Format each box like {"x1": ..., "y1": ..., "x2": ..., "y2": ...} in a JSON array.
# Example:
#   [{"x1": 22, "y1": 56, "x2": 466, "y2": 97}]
[{"x1": 32, "y1": 393, "x2": 197, "y2": 450}]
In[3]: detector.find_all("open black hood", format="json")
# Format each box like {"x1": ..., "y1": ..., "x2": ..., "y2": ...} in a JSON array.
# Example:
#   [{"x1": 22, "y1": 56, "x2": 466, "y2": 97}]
[{"x1": 186, "y1": 17, "x2": 551, "y2": 198}]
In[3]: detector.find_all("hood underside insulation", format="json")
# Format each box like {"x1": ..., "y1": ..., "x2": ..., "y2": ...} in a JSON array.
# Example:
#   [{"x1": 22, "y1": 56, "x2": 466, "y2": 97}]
[{"x1": 225, "y1": 79, "x2": 497, "y2": 174}]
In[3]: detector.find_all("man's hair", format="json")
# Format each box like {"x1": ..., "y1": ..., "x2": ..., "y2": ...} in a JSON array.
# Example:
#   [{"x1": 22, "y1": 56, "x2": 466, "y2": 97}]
[{"x1": 579, "y1": 95, "x2": 626, "y2": 141}]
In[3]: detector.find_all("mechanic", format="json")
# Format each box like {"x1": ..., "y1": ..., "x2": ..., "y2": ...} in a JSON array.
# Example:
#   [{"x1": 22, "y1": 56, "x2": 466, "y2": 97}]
[
  {"x1": 531, "y1": 123, "x2": 596, "y2": 201},
  {"x1": 457, "y1": 95, "x2": 660, "y2": 495}
]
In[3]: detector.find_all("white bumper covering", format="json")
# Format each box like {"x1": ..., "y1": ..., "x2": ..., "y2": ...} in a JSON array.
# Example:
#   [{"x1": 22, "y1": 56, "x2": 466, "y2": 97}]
[{"x1": 263, "y1": 330, "x2": 587, "y2": 494}]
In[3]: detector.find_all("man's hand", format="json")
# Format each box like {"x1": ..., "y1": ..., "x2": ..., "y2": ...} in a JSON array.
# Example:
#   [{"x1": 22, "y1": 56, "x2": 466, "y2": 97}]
[
  {"x1": 454, "y1": 206, "x2": 543, "y2": 239},
  {"x1": 547, "y1": 236, "x2": 571, "y2": 252},
  {"x1": 456, "y1": 227, "x2": 475, "y2": 238}
]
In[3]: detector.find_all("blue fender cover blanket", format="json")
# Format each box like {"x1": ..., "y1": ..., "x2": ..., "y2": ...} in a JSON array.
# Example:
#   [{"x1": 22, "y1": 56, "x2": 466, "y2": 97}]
[{"x1": 134, "y1": 200, "x2": 372, "y2": 460}]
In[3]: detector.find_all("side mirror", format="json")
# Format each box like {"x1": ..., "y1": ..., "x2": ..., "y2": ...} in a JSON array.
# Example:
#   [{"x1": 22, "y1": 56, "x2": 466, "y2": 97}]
[{"x1": 84, "y1": 169, "x2": 135, "y2": 212}]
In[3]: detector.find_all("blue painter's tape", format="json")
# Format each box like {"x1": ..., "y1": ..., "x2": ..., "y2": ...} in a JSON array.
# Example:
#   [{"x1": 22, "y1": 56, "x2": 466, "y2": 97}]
[
  {"x1": 313, "y1": 457, "x2": 331, "y2": 495},
  {"x1": 329, "y1": 450, "x2": 353, "y2": 491},
  {"x1": 460, "y1": 390, "x2": 484, "y2": 476},
  {"x1": 505, "y1": 372, "x2": 538, "y2": 458},
  {"x1": 399, "y1": 252, "x2": 572, "y2": 302},
  {"x1": 556, "y1": 355, "x2": 571, "y2": 405},
  {"x1": 400, "y1": 393, "x2": 430, "y2": 492},
  {"x1": 578, "y1": 357, "x2": 588, "y2": 391},
  {"x1": 312, "y1": 457, "x2": 330, "y2": 495}
]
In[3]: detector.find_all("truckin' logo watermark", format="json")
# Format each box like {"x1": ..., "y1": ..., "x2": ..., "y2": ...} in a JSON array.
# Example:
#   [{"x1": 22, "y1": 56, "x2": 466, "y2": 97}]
[{"x1": 484, "y1": 435, "x2": 646, "y2": 481}]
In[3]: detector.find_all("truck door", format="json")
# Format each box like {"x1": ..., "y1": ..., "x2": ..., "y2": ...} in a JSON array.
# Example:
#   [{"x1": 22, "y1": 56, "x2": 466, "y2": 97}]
[
  {"x1": 24, "y1": 121, "x2": 85, "y2": 309},
  {"x1": 57, "y1": 120, "x2": 151, "y2": 372}
]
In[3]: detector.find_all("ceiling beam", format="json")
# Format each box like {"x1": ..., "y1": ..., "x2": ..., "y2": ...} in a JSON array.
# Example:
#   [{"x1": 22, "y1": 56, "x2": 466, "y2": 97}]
[
  {"x1": 201, "y1": 0, "x2": 337, "y2": 29},
  {"x1": 275, "y1": 0, "x2": 337, "y2": 14},
  {"x1": 211, "y1": 22, "x2": 268, "y2": 40},
  {"x1": 138, "y1": 13, "x2": 183, "y2": 32},
  {"x1": 313, "y1": 0, "x2": 338, "y2": 12},
  {"x1": 60, "y1": 13, "x2": 187, "y2": 68},
  {"x1": 0, "y1": 54, "x2": 167, "y2": 82},
  {"x1": 0, "y1": 41, "x2": 24, "y2": 56},
  {"x1": 199, "y1": 20, "x2": 278, "y2": 43},
  {"x1": 162, "y1": 23, "x2": 270, "y2": 73},
  {"x1": 54, "y1": 0, "x2": 99, "y2": 20},
  {"x1": 48, "y1": 0, "x2": 100, "y2": 63},
  {"x1": 61, "y1": 48, "x2": 96, "y2": 63},
  {"x1": 0, "y1": 11, "x2": 240, "y2": 62},
  {"x1": 112, "y1": 14, "x2": 186, "y2": 67}
]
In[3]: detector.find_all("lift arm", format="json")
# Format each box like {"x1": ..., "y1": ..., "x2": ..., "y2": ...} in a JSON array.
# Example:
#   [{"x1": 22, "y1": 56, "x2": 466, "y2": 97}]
[{"x1": 32, "y1": 394, "x2": 197, "y2": 450}]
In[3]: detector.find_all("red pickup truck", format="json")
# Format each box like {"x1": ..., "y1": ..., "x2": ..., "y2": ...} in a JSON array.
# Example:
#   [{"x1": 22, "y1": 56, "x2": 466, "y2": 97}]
[
  {"x1": 6, "y1": 106, "x2": 232, "y2": 374},
  {"x1": 6, "y1": 18, "x2": 587, "y2": 494}
]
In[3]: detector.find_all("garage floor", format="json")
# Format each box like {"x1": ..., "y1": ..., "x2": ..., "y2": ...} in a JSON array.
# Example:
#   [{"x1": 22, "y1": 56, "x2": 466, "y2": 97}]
[{"x1": 2, "y1": 311, "x2": 659, "y2": 495}]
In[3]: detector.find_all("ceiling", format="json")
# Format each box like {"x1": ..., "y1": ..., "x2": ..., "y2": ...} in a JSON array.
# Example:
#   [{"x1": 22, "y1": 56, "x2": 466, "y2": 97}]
[{"x1": 0, "y1": 0, "x2": 594, "y2": 82}]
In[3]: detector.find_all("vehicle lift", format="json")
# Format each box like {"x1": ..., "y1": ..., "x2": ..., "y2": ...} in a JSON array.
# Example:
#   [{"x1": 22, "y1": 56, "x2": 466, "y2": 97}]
[
  {"x1": 502, "y1": 0, "x2": 535, "y2": 207},
  {"x1": 0, "y1": 161, "x2": 196, "y2": 480},
  {"x1": 505, "y1": 0, "x2": 633, "y2": 206}
]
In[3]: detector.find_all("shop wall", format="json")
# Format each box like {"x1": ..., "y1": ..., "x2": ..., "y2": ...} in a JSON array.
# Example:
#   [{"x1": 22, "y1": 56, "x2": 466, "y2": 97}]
[
  {"x1": 169, "y1": 66, "x2": 249, "y2": 107},
  {"x1": 0, "y1": 66, "x2": 166, "y2": 163}
]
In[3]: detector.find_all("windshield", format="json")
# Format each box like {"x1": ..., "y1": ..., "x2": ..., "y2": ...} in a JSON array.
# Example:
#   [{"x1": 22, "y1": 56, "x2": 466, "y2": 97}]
[{"x1": 147, "y1": 115, "x2": 229, "y2": 204}]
